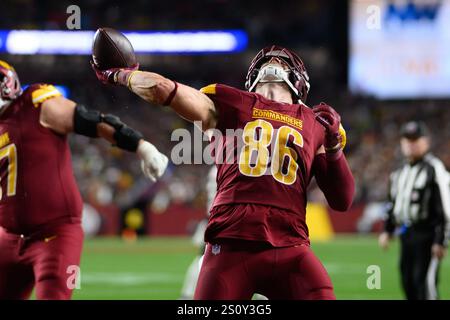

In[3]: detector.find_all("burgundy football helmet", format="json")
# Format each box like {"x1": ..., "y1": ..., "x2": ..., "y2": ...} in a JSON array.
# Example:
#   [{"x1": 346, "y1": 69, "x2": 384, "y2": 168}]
[
  {"x1": 245, "y1": 45, "x2": 310, "y2": 103},
  {"x1": 0, "y1": 60, "x2": 22, "y2": 104}
]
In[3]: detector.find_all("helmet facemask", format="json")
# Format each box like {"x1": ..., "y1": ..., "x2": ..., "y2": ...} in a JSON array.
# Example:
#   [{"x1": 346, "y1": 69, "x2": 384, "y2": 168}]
[
  {"x1": 245, "y1": 46, "x2": 310, "y2": 104},
  {"x1": 248, "y1": 57, "x2": 298, "y2": 95}
]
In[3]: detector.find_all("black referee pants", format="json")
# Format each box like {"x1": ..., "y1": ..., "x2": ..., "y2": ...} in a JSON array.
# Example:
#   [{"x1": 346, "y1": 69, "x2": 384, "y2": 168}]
[{"x1": 400, "y1": 228, "x2": 440, "y2": 300}]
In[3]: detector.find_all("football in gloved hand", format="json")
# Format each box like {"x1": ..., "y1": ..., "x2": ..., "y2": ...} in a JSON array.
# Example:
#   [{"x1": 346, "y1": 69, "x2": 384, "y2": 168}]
[{"x1": 92, "y1": 27, "x2": 137, "y2": 70}]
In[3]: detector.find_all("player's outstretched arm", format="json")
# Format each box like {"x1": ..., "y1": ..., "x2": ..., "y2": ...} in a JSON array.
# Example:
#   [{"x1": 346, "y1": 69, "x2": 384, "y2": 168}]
[
  {"x1": 312, "y1": 103, "x2": 355, "y2": 212},
  {"x1": 93, "y1": 65, "x2": 217, "y2": 131},
  {"x1": 39, "y1": 96, "x2": 168, "y2": 181}
]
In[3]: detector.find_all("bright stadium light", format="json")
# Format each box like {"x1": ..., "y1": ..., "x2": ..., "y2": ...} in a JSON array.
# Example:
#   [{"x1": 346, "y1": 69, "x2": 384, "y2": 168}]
[
  {"x1": 0, "y1": 30, "x2": 248, "y2": 54},
  {"x1": 5, "y1": 30, "x2": 94, "y2": 54},
  {"x1": 125, "y1": 31, "x2": 245, "y2": 53}
]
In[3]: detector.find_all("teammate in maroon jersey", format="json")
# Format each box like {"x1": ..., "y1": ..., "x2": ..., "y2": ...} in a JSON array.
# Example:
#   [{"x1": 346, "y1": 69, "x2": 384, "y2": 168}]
[
  {"x1": 93, "y1": 45, "x2": 355, "y2": 299},
  {"x1": 0, "y1": 60, "x2": 168, "y2": 299}
]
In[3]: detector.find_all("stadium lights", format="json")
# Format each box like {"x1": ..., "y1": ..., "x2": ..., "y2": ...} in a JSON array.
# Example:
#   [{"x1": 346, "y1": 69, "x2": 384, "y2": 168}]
[{"x1": 0, "y1": 30, "x2": 248, "y2": 54}]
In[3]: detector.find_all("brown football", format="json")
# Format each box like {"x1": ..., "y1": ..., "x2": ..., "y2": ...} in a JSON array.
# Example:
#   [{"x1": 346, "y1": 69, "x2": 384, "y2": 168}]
[{"x1": 92, "y1": 27, "x2": 137, "y2": 70}]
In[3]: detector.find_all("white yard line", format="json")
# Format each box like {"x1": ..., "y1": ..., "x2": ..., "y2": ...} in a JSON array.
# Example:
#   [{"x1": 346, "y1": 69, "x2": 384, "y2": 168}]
[{"x1": 80, "y1": 272, "x2": 184, "y2": 285}]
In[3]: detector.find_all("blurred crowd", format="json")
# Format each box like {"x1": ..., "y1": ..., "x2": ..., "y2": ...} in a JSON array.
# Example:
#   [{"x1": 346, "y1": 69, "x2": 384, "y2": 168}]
[
  {"x1": 340, "y1": 97, "x2": 450, "y2": 202},
  {"x1": 1, "y1": 0, "x2": 449, "y2": 215}
]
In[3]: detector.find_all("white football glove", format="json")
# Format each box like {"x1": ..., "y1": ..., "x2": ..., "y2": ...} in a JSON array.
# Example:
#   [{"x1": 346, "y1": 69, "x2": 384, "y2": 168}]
[{"x1": 137, "y1": 141, "x2": 168, "y2": 182}]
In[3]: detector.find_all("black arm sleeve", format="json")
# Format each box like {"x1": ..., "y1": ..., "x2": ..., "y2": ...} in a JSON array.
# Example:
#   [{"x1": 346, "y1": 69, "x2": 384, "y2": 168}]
[
  {"x1": 428, "y1": 161, "x2": 450, "y2": 247},
  {"x1": 73, "y1": 104, "x2": 101, "y2": 138},
  {"x1": 73, "y1": 105, "x2": 143, "y2": 152},
  {"x1": 384, "y1": 174, "x2": 396, "y2": 234},
  {"x1": 430, "y1": 176, "x2": 448, "y2": 246},
  {"x1": 102, "y1": 114, "x2": 143, "y2": 152}
]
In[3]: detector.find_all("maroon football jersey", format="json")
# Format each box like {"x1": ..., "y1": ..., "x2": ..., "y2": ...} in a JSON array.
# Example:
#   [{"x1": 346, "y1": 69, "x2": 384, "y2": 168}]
[
  {"x1": 0, "y1": 84, "x2": 83, "y2": 234},
  {"x1": 201, "y1": 83, "x2": 326, "y2": 246}
]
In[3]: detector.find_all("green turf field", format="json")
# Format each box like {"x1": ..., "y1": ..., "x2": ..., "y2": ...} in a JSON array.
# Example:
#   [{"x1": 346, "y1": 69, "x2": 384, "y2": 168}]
[{"x1": 71, "y1": 235, "x2": 450, "y2": 300}]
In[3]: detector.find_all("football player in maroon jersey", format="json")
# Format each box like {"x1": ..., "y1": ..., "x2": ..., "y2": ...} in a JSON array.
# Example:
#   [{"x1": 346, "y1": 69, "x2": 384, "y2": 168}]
[
  {"x1": 0, "y1": 60, "x2": 168, "y2": 299},
  {"x1": 93, "y1": 45, "x2": 355, "y2": 299}
]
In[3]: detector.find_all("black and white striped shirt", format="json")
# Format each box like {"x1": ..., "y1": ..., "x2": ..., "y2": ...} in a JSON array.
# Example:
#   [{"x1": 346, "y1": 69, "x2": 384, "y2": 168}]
[{"x1": 384, "y1": 153, "x2": 450, "y2": 245}]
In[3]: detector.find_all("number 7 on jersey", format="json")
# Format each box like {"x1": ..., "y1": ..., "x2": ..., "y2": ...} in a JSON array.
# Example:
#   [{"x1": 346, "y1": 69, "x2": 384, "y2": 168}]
[{"x1": 0, "y1": 143, "x2": 18, "y2": 200}]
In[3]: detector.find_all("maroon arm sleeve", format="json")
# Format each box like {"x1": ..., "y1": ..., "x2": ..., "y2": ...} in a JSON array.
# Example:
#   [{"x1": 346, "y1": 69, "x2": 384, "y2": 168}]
[{"x1": 312, "y1": 150, "x2": 355, "y2": 212}]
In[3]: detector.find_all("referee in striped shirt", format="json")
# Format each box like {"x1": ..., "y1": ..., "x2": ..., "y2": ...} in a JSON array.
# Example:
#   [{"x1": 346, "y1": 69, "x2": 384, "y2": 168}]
[{"x1": 379, "y1": 121, "x2": 450, "y2": 300}]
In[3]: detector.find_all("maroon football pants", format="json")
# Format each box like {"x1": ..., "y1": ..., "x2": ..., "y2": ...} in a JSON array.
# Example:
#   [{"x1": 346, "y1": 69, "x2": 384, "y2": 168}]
[
  {"x1": 0, "y1": 223, "x2": 83, "y2": 300},
  {"x1": 194, "y1": 240, "x2": 335, "y2": 300}
]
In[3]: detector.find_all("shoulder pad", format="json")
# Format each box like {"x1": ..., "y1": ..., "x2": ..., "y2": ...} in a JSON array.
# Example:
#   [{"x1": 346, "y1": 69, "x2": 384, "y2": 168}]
[
  {"x1": 200, "y1": 84, "x2": 217, "y2": 95},
  {"x1": 31, "y1": 84, "x2": 62, "y2": 108}
]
